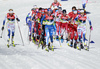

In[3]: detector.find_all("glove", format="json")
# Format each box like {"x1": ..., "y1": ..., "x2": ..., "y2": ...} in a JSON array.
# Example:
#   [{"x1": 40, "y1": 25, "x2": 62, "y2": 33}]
[
  {"x1": 1, "y1": 26, "x2": 4, "y2": 31},
  {"x1": 90, "y1": 26, "x2": 93, "y2": 30},
  {"x1": 26, "y1": 23, "x2": 28, "y2": 26},
  {"x1": 16, "y1": 18, "x2": 20, "y2": 22}
]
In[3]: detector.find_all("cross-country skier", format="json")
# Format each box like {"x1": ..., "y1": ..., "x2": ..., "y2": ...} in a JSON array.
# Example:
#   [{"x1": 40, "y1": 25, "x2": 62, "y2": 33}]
[
  {"x1": 55, "y1": 7, "x2": 62, "y2": 40},
  {"x1": 69, "y1": 10, "x2": 78, "y2": 48},
  {"x1": 40, "y1": 8, "x2": 48, "y2": 47},
  {"x1": 1, "y1": 9, "x2": 20, "y2": 47},
  {"x1": 26, "y1": 8, "x2": 35, "y2": 41},
  {"x1": 60, "y1": 9, "x2": 70, "y2": 43},
  {"x1": 74, "y1": 9, "x2": 93, "y2": 49},
  {"x1": 33, "y1": 7, "x2": 42, "y2": 43},
  {"x1": 44, "y1": 8, "x2": 55, "y2": 51},
  {"x1": 67, "y1": 6, "x2": 77, "y2": 46},
  {"x1": 50, "y1": 0, "x2": 62, "y2": 10}
]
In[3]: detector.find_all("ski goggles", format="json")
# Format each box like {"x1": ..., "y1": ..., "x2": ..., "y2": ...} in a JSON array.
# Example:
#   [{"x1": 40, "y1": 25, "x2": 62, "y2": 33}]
[{"x1": 9, "y1": 11, "x2": 13, "y2": 13}]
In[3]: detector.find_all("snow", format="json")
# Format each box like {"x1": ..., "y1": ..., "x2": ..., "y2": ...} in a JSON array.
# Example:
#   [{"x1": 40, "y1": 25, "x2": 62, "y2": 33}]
[{"x1": 0, "y1": 0, "x2": 100, "y2": 69}]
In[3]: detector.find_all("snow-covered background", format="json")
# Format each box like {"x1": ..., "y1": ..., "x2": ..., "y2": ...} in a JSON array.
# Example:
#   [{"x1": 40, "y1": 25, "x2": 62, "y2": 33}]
[{"x1": 0, "y1": 0, "x2": 100, "y2": 69}]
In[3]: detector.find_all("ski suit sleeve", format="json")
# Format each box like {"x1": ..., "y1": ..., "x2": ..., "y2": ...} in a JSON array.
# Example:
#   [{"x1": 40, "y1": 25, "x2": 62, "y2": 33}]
[
  {"x1": 41, "y1": 15, "x2": 46, "y2": 25},
  {"x1": 50, "y1": 3, "x2": 53, "y2": 8},
  {"x1": 3, "y1": 15, "x2": 7, "y2": 26},
  {"x1": 59, "y1": 2, "x2": 62, "y2": 6},
  {"x1": 26, "y1": 13, "x2": 31, "y2": 24}
]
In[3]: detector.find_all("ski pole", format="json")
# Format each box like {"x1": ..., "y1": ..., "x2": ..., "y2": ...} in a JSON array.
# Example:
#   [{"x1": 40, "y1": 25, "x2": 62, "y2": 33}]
[
  {"x1": 0, "y1": 30, "x2": 3, "y2": 38},
  {"x1": 17, "y1": 22, "x2": 24, "y2": 46},
  {"x1": 88, "y1": 29, "x2": 91, "y2": 50}
]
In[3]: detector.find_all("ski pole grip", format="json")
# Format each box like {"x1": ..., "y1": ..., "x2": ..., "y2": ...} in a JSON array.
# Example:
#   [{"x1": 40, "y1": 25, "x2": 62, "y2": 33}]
[{"x1": 91, "y1": 27, "x2": 93, "y2": 30}]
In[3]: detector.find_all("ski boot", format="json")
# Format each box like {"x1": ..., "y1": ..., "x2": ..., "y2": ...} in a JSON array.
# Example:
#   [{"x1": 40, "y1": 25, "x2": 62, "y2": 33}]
[
  {"x1": 84, "y1": 42, "x2": 89, "y2": 51},
  {"x1": 66, "y1": 38, "x2": 68, "y2": 43},
  {"x1": 45, "y1": 45, "x2": 49, "y2": 52},
  {"x1": 77, "y1": 42, "x2": 81, "y2": 50},
  {"x1": 70, "y1": 41, "x2": 73, "y2": 47},
  {"x1": 49, "y1": 42, "x2": 54, "y2": 51},
  {"x1": 42, "y1": 41, "x2": 46, "y2": 49},
  {"x1": 80, "y1": 43, "x2": 84, "y2": 49},
  {"x1": 12, "y1": 41, "x2": 15, "y2": 47},
  {"x1": 74, "y1": 42, "x2": 77, "y2": 49},
  {"x1": 61, "y1": 36, "x2": 64, "y2": 43},
  {"x1": 29, "y1": 35, "x2": 31, "y2": 41},
  {"x1": 33, "y1": 37, "x2": 36, "y2": 43},
  {"x1": 56, "y1": 36, "x2": 59, "y2": 41},
  {"x1": 11, "y1": 37, "x2": 15, "y2": 47},
  {"x1": 77, "y1": 46, "x2": 80, "y2": 50},
  {"x1": 7, "y1": 39, "x2": 10, "y2": 48},
  {"x1": 85, "y1": 46, "x2": 89, "y2": 51},
  {"x1": 53, "y1": 36, "x2": 55, "y2": 40}
]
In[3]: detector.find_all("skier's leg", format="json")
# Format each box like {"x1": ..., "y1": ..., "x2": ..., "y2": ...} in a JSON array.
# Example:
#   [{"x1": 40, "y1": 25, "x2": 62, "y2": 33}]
[
  {"x1": 53, "y1": 22, "x2": 56, "y2": 36},
  {"x1": 45, "y1": 26, "x2": 49, "y2": 50},
  {"x1": 7, "y1": 24, "x2": 11, "y2": 42},
  {"x1": 56, "y1": 22, "x2": 59, "y2": 36},
  {"x1": 82, "y1": 25, "x2": 87, "y2": 46},
  {"x1": 45, "y1": 26, "x2": 49, "y2": 46},
  {"x1": 11, "y1": 24, "x2": 15, "y2": 46},
  {"x1": 70, "y1": 30, "x2": 74, "y2": 47},
  {"x1": 49, "y1": 26, "x2": 53, "y2": 43},
  {"x1": 7, "y1": 29, "x2": 10, "y2": 41}
]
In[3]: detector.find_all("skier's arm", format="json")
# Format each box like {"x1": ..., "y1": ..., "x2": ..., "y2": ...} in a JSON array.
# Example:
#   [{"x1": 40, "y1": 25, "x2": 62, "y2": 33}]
[
  {"x1": 87, "y1": 16, "x2": 91, "y2": 25},
  {"x1": 26, "y1": 13, "x2": 31, "y2": 24},
  {"x1": 3, "y1": 15, "x2": 7, "y2": 26},
  {"x1": 87, "y1": 16, "x2": 93, "y2": 29},
  {"x1": 59, "y1": 2, "x2": 62, "y2": 6},
  {"x1": 50, "y1": 3, "x2": 53, "y2": 8},
  {"x1": 2, "y1": 16, "x2": 7, "y2": 31},
  {"x1": 41, "y1": 15, "x2": 46, "y2": 25}
]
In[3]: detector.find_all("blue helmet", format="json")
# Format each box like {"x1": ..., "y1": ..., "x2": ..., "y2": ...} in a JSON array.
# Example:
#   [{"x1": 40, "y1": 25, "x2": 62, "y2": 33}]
[{"x1": 47, "y1": 8, "x2": 52, "y2": 12}]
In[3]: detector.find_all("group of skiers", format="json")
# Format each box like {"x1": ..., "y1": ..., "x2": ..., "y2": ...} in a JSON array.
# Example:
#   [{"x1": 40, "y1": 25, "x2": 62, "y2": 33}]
[{"x1": 1, "y1": 0, "x2": 93, "y2": 51}]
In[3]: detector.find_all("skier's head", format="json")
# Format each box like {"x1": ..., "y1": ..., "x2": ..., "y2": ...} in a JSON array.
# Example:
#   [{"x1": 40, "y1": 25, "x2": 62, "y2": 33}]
[
  {"x1": 62, "y1": 9, "x2": 66, "y2": 16},
  {"x1": 54, "y1": 0, "x2": 57, "y2": 3},
  {"x1": 44, "y1": 8, "x2": 48, "y2": 13},
  {"x1": 73, "y1": 10, "x2": 77, "y2": 14},
  {"x1": 41, "y1": 8, "x2": 44, "y2": 14},
  {"x1": 80, "y1": 9, "x2": 85, "y2": 15},
  {"x1": 72, "y1": 6, "x2": 77, "y2": 12},
  {"x1": 39, "y1": 7, "x2": 42, "y2": 13},
  {"x1": 32, "y1": 5, "x2": 37, "y2": 11},
  {"x1": 36, "y1": 8, "x2": 39, "y2": 13},
  {"x1": 47, "y1": 8, "x2": 52, "y2": 15},
  {"x1": 77, "y1": 9, "x2": 81, "y2": 14},
  {"x1": 58, "y1": 7, "x2": 62, "y2": 13},
  {"x1": 31, "y1": 8, "x2": 35, "y2": 11},
  {"x1": 9, "y1": 9, "x2": 14, "y2": 15},
  {"x1": 33, "y1": 5, "x2": 37, "y2": 9},
  {"x1": 55, "y1": 8, "x2": 58, "y2": 13}
]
